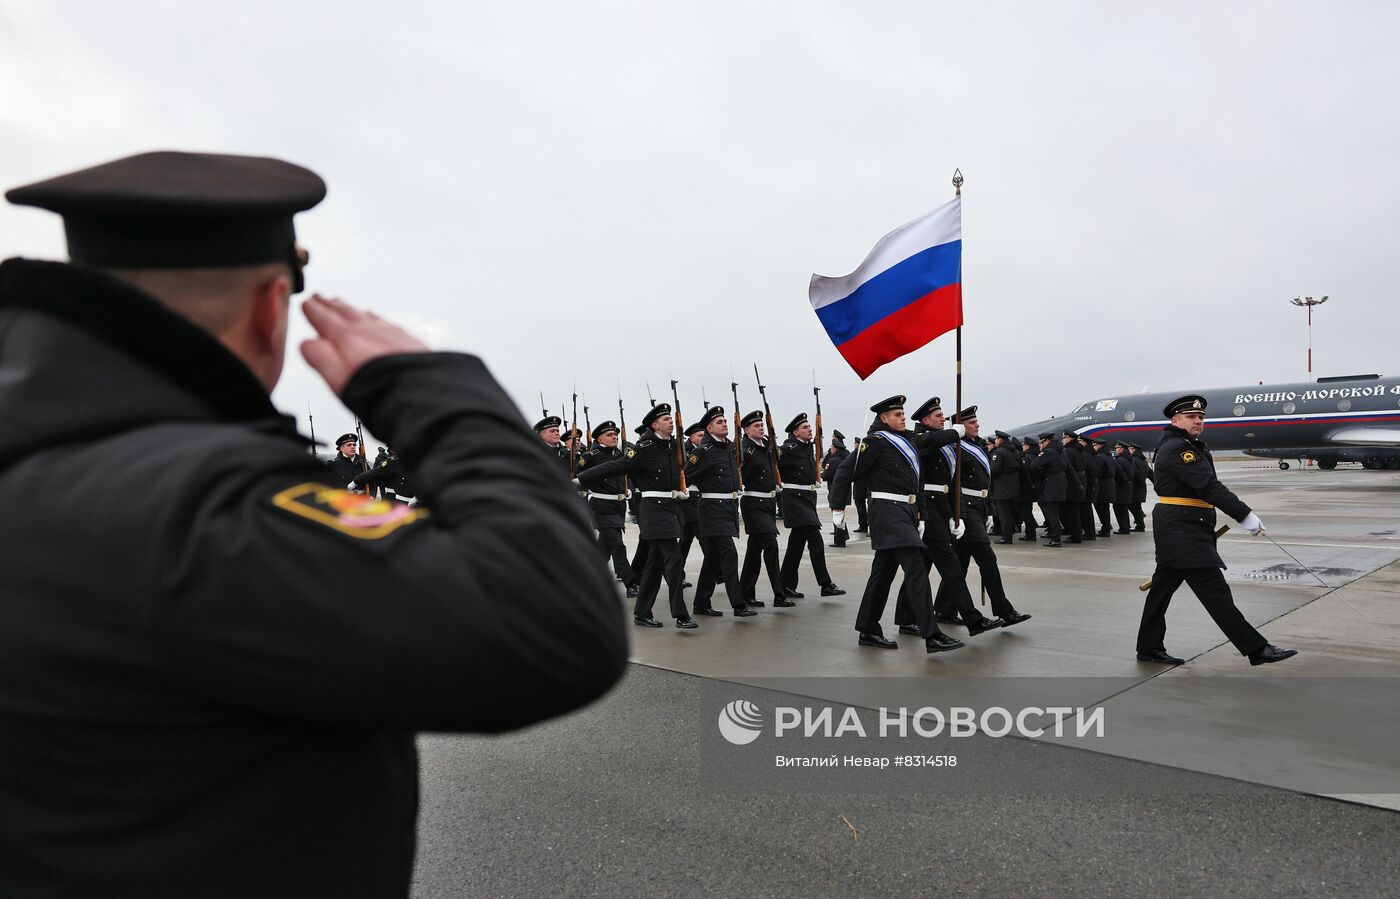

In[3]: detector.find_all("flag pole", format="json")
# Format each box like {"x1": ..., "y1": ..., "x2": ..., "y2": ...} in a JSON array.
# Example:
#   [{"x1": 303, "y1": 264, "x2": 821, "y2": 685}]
[{"x1": 952, "y1": 168, "x2": 964, "y2": 526}]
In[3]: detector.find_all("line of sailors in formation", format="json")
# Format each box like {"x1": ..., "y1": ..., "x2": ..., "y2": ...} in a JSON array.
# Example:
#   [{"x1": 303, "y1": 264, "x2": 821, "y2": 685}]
[{"x1": 529, "y1": 393, "x2": 1156, "y2": 654}]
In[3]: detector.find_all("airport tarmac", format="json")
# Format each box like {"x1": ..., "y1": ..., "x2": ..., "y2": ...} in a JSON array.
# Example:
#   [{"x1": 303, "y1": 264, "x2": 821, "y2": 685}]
[{"x1": 413, "y1": 464, "x2": 1400, "y2": 896}]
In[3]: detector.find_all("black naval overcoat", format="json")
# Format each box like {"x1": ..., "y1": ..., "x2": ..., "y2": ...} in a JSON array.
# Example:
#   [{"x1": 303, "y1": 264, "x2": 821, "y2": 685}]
[
  {"x1": 989, "y1": 442, "x2": 1021, "y2": 501},
  {"x1": 576, "y1": 443, "x2": 629, "y2": 529},
  {"x1": 578, "y1": 431, "x2": 685, "y2": 539},
  {"x1": 1132, "y1": 452, "x2": 1153, "y2": 504},
  {"x1": 1079, "y1": 444, "x2": 1099, "y2": 502},
  {"x1": 1114, "y1": 451, "x2": 1135, "y2": 499},
  {"x1": 912, "y1": 424, "x2": 961, "y2": 540},
  {"x1": 0, "y1": 259, "x2": 628, "y2": 899},
  {"x1": 821, "y1": 445, "x2": 849, "y2": 483},
  {"x1": 325, "y1": 450, "x2": 364, "y2": 487},
  {"x1": 1020, "y1": 445, "x2": 1040, "y2": 500},
  {"x1": 826, "y1": 445, "x2": 856, "y2": 509},
  {"x1": 739, "y1": 434, "x2": 779, "y2": 536},
  {"x1": 777, "y1": 437, "x2": 822, "y2": 528},
  {"x1": 1093, "y1": 449, "x2": 1117, "y2": 504},
  {"x1": 1030, "y1": 441, "x2": 1068, "y2": 502},
  {"x1": 851, "y1": 423, "x2": 925, "y2": 551},
  {"x1": 1149, "y1": 425, "x2": 1251, "y2": 569},
  {"x1": 353, "y1": 452, "x2": 415, "y2": 499},
  {"x1": 684, "y1": 433, "x2": 741, "y2": 538},
  {"x1": 1063, "y1": 441, "x2": 1087, "y2": 502}
]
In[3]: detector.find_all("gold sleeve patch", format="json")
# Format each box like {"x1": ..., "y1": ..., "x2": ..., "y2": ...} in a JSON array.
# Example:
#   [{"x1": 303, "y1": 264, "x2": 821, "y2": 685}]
[
  {"x1": 272, "y1": 483, "x2": 426, "y2": 540},
  {"x1": 577, "y1": 457, "x2": 587, "y2": 468},
  {"x1": 1181, "y1": 451, "x2": 1196, "y2": 463},
  {"x1": 688, "y1": 454, "x2": 699, "y2": 464},
  {"x1": 626, "y1": 448, "x2": 637, "y2": 459}
]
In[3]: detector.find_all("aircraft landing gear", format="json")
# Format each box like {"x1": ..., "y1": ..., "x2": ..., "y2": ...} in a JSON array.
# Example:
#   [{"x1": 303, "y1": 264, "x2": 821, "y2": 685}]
[
  {"x1": 1317, "y1": 459, "x2": 1338, "y2": 471},
  {"x1": 1278, "y1": 461, "x2": 1290, "y2": 470},
  {"x1": 1387, "y1": 458, "x2": 1400, "y2": 470},
  {"x1": 1362, "y1": 458, "x2": 1382, "y2": 470}
]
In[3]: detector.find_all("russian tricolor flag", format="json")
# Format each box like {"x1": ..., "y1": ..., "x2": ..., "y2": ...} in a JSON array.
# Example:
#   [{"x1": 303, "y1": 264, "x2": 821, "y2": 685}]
[{"x1": 809, "y1": 197, "x2": 963, "y2": 379}]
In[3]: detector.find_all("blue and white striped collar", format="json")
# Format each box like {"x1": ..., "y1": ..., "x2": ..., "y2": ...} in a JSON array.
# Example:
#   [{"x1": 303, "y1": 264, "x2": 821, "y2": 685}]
[{"x1": 875, "y1": 430, "x2": 919, "y2": 478}]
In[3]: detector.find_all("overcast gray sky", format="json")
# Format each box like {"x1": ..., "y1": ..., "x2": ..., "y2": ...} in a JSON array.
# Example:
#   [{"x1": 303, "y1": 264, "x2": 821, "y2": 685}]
[{"x1": 3, "y1": 1, "x2": 1397, "y2": 443}]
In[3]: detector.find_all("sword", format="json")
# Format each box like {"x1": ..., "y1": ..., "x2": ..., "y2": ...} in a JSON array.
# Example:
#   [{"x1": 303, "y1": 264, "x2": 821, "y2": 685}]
[
  {"x1": 1139, "y1": 526, "x2": 1229, "y2": 590},
  {"x1": 1260, "y1": 532, "x2": 1331, "y2": 590}
]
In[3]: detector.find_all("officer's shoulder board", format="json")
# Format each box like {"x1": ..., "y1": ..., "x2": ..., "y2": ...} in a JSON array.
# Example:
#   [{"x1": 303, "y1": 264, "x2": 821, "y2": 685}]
[{"x1": 272, "y1": 483, "x2": 426, "y2": 540}]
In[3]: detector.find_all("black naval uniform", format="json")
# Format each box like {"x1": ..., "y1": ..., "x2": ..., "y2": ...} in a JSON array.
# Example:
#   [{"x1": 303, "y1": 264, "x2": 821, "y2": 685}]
[
  {"x1": 577, "y1": 428, "x2": 690, "y2": 621},
  {"x1": 851, "y1": 424, "x2": 947, "y2": 641},
  {"x1": 1130, "y1": 448, "x2": 1152, "y2": 530},
  {"x1": 0, "y1": 258, "x2": 627, "y2": 898},
  {"x1": 739, "y1": 433, "x2": 788, "y2": 605},
  {"x1": 1113, "y1": 447, "x2": 1136, "y2": 533},
  {"x1": 1029, "y1": 439, "x2": 1067, "y2": 543},
  {"x1": 1092, "y1": 443, "x2": 1116, "y2": 535},
  {"x1": 325, "y1": 448, "x2": 365, "y2": 489},
  {"x1": 1017, "y1": 441, "x2": 1040, "y2": 540},
  {"x1": 989, "y1": 440, "x2": 1020, "y2": 545},
  {"x1": 932, "y1": 437, "x2": 1021, "y2": 621},
  {"x1": 893, "y1": 425, "x2": 990, "y2": 631},
  {"x1": 1137, "y1": 425, "x2": 1267, "y2": 657},
  {"x1": 778, "y1": 436, "x2": 835, "y2": 594},
  {"x1": 1077, "y1": 440, "x2": 1099, "y2": 541},
  {"x1": 577, "y1": 441, "x2": 636, "y2": 588},
  {"x1": 353, "y1": 450, "x2": 415, "y2": 503},
  {"x1": 1061, "y1": 437, "x2": 1087, "y2": 542},
  {"x1": 821, "y1": 443, "x2": 850, "y2": 545},
  {"x1": 685, "y1": 432, "x2": 750, "y2": 613}
]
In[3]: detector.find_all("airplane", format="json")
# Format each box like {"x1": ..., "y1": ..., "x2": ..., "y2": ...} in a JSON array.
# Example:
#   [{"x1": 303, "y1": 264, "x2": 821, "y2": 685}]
[{"x1": 1009, "y1": 373, "x2": 1400, "y2": 470}]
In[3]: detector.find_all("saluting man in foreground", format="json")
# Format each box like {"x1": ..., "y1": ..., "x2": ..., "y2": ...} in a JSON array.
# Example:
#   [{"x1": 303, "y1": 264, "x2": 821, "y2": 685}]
[
  {"x1": 1136, "y1": 395, "x2": 1297, "y2": 666},
  {"x1": 0, "y1": 151, "x2": 628, "y2": 898}
]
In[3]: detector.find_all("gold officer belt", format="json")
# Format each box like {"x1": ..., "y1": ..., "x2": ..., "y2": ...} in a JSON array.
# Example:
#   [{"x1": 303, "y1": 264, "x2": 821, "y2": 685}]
[{"x1": 1158, "y1": 496, "x2": 1213, "y2": 509}]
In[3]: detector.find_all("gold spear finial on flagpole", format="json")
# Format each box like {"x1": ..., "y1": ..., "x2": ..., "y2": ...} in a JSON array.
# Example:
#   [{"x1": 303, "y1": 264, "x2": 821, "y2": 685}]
[{"x1": 952, "y1": 168, "x2": 963, "y2": 196}]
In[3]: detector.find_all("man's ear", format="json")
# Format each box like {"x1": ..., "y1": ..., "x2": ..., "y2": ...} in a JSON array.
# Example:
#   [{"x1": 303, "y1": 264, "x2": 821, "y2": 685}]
[{"x1": 250, "y1": 273, "x2": 292, "y2": 353}]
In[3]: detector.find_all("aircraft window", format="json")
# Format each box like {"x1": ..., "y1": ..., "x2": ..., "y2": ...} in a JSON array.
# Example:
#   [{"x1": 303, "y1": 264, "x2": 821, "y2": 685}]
[
  {"x1": 1233, "y1": 405, "x2": 1245, "y2": 416},
  {"x1": 1071, "y1": 403, "x2": 1090, "y2": 414},
  {"x1": 1124, "y1": 411, "x2": 1135, "y2": 421},
  {"x1": 1283, "y1": 402, "x2": 1296, "y2": 414},
  {"x1": 1338, "y1": 399, "x2": 1352, "y2": 412}
]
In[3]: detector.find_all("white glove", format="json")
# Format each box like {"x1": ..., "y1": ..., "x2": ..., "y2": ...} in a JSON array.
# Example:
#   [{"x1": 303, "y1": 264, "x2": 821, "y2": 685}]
[
  {"x1": 946, "y1": 423, "x2": 966, "y2": 437},
  {"x1": 571, "y1": 477, "x2": 581, "y2": 488},
  {"x1": 625, "y1": 489, "x2": 632, "y2": 499},
  {"x1": 1240, "y1": 511, "x2": 1265, "y2": 536},
  {"x1": 950, "y1": 518, "x2": 966, "y2": 540},
  {"x1": 987, "y1": 516, "x2": 994, "y2": 532},
  {"x1": 918, "y1": 521, "x2": 925, "y2": 537},
  {"x1": 832, "y1": 509, "x2": 846, "y2": 528}
]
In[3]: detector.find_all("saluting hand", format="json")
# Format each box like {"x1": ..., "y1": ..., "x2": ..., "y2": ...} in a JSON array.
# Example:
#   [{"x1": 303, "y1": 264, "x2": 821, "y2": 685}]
[{"x1": 300, "y1": 294, "x2": 430, "y2": 395}]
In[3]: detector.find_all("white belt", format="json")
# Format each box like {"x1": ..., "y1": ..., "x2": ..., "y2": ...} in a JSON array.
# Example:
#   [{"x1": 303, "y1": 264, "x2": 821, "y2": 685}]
[
  {"x1": 742, "y1": 490, "x2": 777, "y2": 499},
  {"x1": 782, "y1": 483, "x2": 816, "y2": 492},
  {"x1": 921, "y1": 484, "x2": 949, "y2": 494},
  {"x1": 588, "y1": 492, "x2": 626, "y2": 502},
  {"x1": 871, "y1": 491, "x2": 918, "y2": 504},
  {"x1": 640, "y1": 490, "x2": 683, "y2": 499},
  {"x1": 960, "y1": 488, "x2": 989, "y2": 498},
  {"x1": 699, "y1": 492, "x2": 738, "y2": 500}
]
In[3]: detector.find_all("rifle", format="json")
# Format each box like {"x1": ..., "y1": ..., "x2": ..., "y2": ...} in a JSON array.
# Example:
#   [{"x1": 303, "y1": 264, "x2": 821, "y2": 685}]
[
  {"x1": 569, "y1": 385, "x2": 579, "y2": 477},
  {"x1": 583, "y1": 397, "x2": 592, "y2": 450},
  {"x1": 308, "y1": 405, "x2": 319, "y2": 460},
  {"x1": 354, "y1": 419, "x2": 370, "y2": 495},
  {"x1": 753, "y1": 364, "x2": 783, "y2": 488},
  {"x1": 730, "y1": 378, "x2": 744, "y2": 488},
  {"x1": 617, "y1": 385, "x2": 630, "y2": 501},
  {"x1": 539, "y1": 391, "x2": 548, "y2": 421},
  {"x1": 701, "y1": 383, "x2": 709, "y2": 411},
  {"x1": 646, "y1": 382, "x2": 656, "y2": 408},
  {"x1": 812, "y1": 372, "x2": 824, "y2": 483},
  {"x1": 670, "y1": 379, "x2": 688, "y2": 493}
]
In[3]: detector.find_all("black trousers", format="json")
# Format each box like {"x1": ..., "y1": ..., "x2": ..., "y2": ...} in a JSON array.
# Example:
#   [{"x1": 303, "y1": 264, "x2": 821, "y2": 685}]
[
  {"x1": 1136, "y1": 566, "x2": 1267, "y2": 656},
  {"x1": 994, "y1": 500, "x2": 1017, "y2": 541},
  {"x1": 1062, "y1": 500, "x2": 1083, "y2": 540},
  {"x1": 934, "y1": 540, "x2": 1016, "y2": 618},
  {"x1": 1094, "y1": 502, "x2": 1114, "y2": 533},
  {"x1": 1113, "y1": 503, "x2": 1132, "y2": 532},
  {"x1": 1039, "y1": 502, "x2": 1062, "y2": 539},
  {"x1": 895, "y1": 535, "x2": 981, "y2": 626},
  {"x1": 629, "y1": 539, "x2": 649, "y2": 579},
  {"x1": 856, "y1": 547, "x2": 942, "y2": 638},
  {"x1": 679, "y1": 519, "x2": 699, "y2": 561},
  {"x1": 1130, "y1": 503, "x2": 1147, "y2": 529},
  {"x1": 694, "y1": 536, "x2": 747, "y2": 611},
  {"x1": 740, "y1": 532, "x2": 785, "y2": 601},
  {"x1": 635, "y1": 538, "x2": 688, "y2": 619},
  {"x1": 780, "y1": 525, "x2": 832, "y2": 589},
  {"x1": 597, "y1": 527, "x2": 636, "y2": 585},
  {"x1": 1018, "y1": 501, "x2": 1038, "y2": 538},
  {"x1": 1079, "y1": 502, "x2": 1097, "y2": 539},
  {"x1": 853, "y1": 483, "x2": 870, "y2": 529}
]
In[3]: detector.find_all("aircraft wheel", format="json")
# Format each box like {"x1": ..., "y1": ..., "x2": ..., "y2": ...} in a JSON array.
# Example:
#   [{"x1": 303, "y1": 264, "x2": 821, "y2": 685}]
[
  {"x1": 1362, "y1": 458, "x2": 1382, "y2": 470},
  {"x1": 1278, "y1": 461, "x2": 1290, "y2": 470},
  {"x1": 1317, "y1": 459, "x2": 1338, "y2": 471}
]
